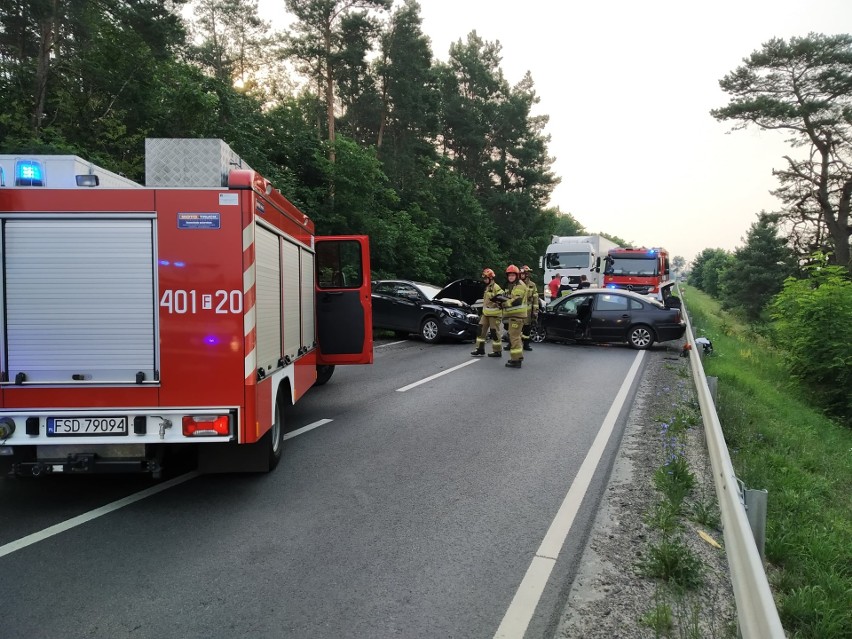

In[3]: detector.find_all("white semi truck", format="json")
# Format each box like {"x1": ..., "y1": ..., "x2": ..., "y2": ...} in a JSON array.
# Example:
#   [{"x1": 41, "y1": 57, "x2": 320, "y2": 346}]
[{"x1": 540, "y1": 235, "x2": 620, "y2": 300}]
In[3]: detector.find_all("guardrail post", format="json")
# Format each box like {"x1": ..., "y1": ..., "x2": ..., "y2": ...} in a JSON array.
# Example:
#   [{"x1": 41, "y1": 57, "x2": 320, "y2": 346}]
[
  {"x1": 706, "y1": 376, "x2": 718, "y2": 404},
  {"x1": 744, "y1": 488, "x2": 768, "y2": 563}
]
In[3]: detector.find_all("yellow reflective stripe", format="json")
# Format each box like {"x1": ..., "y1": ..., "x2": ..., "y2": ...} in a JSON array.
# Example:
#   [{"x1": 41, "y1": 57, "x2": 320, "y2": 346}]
[{"x1": 509, "y1": 348, "x2": 523, "y2": 356}]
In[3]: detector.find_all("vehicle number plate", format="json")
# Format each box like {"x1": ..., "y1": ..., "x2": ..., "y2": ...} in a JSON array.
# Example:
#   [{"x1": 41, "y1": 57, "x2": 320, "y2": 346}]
[{"x1": 46, "y1": 417, "x2": 129, "y2": 437}]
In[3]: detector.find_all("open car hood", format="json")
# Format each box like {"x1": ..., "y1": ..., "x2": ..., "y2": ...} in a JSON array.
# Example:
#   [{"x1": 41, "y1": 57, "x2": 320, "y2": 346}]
[{"x1": 433, "y1": 278, "x2": 485, "y2": 308}]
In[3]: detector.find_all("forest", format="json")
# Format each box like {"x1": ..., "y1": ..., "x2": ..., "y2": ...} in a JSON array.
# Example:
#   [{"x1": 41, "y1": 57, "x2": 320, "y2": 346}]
[{"x1": 0, "y1": 0, "x2": 586, "y2": 282}]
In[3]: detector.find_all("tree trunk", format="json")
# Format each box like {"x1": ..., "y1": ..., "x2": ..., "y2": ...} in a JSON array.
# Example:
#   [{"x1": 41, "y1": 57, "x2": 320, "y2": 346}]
[
  {"x1": 324, "y1": 23, "x2": 335, "y2": 164},
  {"x1": 32, "y1": 0, "x2": 60, "y2": 134}
]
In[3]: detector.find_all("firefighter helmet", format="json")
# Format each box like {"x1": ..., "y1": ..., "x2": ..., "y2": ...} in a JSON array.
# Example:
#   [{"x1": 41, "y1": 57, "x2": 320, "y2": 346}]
[
  {"x1": 506, "y1": 264, "x2": 520, "y2": 274},
  {"x1": 482, "y1": 268, "x2": 496, "y2": 279}
]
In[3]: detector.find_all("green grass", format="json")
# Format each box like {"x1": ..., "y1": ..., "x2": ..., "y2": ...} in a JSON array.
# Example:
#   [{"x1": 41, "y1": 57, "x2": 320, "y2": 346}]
[
  {"x1": 638, "y1": 535, "x2": 705, "y2": 589},
  {"x1": 682, "y1": 287, "x2": 852, "y2": 639}
]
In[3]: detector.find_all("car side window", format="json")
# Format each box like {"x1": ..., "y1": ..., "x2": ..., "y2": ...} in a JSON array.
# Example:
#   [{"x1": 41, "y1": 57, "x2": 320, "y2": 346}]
[
  {"x1": 373, "y1": 282, "x2": 395, "y2": 296},
  {"x1": 630, "y1": 299, "x2": 644, "y2": 310},
  {"x1": 557, "y1": 298, "x2": 577, "y2": 314},
  {"x1": 595, "y1": 294, "x2": 629, "y2": 311},
  {"x1": 395, "y1": 284, "x2": 420, "y2": 301}
]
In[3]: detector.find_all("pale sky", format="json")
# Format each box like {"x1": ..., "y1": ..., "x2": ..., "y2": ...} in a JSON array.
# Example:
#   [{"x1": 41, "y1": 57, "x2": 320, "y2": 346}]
[{"x1": 257, "y1": 0, "x2": 852, "y2": 263}]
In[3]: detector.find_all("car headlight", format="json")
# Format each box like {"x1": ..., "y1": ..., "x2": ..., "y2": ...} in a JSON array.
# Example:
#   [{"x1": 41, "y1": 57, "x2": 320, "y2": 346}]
[{"x1": 443, "y1": 308, "x2": 465, "y2": 320}]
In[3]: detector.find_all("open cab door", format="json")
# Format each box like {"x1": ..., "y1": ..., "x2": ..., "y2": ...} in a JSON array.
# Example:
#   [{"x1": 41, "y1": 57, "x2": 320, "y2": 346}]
[{"x1": 315, "y1": 236, "x2": 373, "y2": 365}]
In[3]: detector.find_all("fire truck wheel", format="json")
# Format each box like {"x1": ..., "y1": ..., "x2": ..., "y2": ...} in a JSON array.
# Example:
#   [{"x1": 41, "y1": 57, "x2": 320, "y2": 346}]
[
  {"x1": 265, "y1": 398, "x2": 285, "y2": 470},
  {"x1": 628, "y1": 324, "x2": 655, "y2": 350},
  {"x1": 316, "y1": 365, "x2": 335, "y2": 386},
  {"x1": 420, "y1": 317, "x2": 440, "y2": 343}
]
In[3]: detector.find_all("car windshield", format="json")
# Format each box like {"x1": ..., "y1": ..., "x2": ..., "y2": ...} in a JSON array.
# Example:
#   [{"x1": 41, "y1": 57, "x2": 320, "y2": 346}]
[
  {"x1": 605, "y1": 256, "x2": 658, "y2": 276},
  {"x1": 545, "y1": 251, "x2": 588, "y2": 269},
  {"x1": 416, "y1": 283, "x2": 442, "y2": 300}
]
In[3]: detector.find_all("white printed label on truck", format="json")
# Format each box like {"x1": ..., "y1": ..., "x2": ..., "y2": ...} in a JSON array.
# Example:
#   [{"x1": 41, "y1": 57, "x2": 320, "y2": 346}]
[{"x1": 160, "y1": 289, "x2": 243, "y2": 314}]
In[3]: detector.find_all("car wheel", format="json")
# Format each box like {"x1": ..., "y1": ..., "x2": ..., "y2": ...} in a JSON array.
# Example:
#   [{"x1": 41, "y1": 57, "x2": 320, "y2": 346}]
[
  {"x1": 420, "y1": 317, "x2": 440, "y2": 343},
  {"x1": 530, "y1": 324, "x2": 546, "y2": 343},
  {"x1": 628, "y1": 324, "x2": 654, "y2": 350}
]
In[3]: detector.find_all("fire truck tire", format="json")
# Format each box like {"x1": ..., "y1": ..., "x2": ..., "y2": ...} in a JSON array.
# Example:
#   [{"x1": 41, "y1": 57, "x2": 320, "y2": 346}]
[
  {"x1": 628, "y1": 324, "x2": 655, "y2": 350},
  {"x1": 264, "y1": 396, "x2": 285, "y2": 470},
  {"x1": 315, "y1": 365, "x2": 335, "y2": 386},
  {"x1": 420, "y1": 317, "x2": 440, "y2": 343}
]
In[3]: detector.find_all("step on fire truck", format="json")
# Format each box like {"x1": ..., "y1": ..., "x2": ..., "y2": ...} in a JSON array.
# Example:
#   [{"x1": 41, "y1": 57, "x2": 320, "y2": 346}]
[
  {"x1": 0, "y1": 139, "x2": 373, "y2": 477},
  {"x1": 603, "y1": 246, "x2": 672, "y2": 300}
]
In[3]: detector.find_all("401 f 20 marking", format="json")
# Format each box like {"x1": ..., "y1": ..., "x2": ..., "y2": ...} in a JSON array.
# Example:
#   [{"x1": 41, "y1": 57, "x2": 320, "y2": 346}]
[{"x1": 160, "y1": 289, "x2": 243, "y2": 314}]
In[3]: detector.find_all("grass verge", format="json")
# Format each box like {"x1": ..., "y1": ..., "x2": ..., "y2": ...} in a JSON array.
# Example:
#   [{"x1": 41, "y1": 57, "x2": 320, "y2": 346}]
[{"x1": 682, "y1": 286, "x2": 852, "y2": 639}]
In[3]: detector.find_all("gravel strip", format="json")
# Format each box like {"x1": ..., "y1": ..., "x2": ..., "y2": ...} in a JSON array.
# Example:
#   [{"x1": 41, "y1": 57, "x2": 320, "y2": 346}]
[{"x1": 554, "y1": 343, "x2": 736, "y2": 638}]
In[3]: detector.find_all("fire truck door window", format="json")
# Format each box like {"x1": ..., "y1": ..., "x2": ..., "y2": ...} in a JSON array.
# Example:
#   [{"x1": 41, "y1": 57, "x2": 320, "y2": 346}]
[{"x1": 317, "y1": 240, "x2": 363, "y2": 289}]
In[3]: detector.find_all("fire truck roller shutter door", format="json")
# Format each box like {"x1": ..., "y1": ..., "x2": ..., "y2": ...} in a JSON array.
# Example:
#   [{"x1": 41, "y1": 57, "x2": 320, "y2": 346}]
[
  {"x1": 300, "y1": 248, "x2": 315, "y2": 348},
  {"x1": 3, "y1": 218, "x2": 157, "y2": 383},
  {"x1": 281, "y1": 239, "x2": 300, "y2": 359},
  {"x1": 255, "y1": 226, "x2": 282, "y2": 372}
]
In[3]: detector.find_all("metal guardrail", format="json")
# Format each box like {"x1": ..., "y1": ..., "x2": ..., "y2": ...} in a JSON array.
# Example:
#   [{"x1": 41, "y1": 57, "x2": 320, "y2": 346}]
[{"x1": 681, "y1": 293, "x2": 785, "y2": 638}]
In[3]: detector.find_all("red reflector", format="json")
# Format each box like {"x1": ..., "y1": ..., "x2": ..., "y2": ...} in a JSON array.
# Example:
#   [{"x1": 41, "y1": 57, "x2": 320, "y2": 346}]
[{"x1": 182, "y1": 415, "x2": 230, "y2": 436}]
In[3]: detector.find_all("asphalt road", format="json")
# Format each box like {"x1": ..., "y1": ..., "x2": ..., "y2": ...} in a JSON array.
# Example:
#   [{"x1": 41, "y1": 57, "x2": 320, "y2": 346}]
[{"x1": 0, "y1": 337, "x2": 651, "y2": 639}]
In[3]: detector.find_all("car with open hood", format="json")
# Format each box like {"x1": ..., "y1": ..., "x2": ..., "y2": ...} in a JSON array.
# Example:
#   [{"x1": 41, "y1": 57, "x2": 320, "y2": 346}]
[{"x1": 371, "y1": 279, "x2": 482, "y2": 343}]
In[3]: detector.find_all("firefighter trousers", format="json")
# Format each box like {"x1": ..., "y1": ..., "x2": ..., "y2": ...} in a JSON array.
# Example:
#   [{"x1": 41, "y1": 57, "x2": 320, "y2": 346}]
[
  {"x1": 507, "y1": 317, "x2": 524, "y2": 361},
  {"x1": 476, "y1": 314, "x2": 503, "y2": 352}
]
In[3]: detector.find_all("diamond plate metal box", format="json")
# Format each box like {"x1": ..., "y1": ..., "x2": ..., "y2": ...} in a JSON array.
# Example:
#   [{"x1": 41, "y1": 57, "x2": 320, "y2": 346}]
[{"x1": 144, "y1": 138, "x2": 252, "y2": 187}]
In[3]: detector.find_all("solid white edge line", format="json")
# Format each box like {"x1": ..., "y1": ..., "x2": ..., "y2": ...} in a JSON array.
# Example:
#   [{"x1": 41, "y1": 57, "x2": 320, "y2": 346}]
[
  {"x1": 375, "y1": 340, "x2": 406, "y2": 348},
  {"x1": 0, "y1": 470, "x2": 200, "y2": 560},
  {"x1": 395, "y1": 359, "x2": 479, "y2": 392},
  {"x1": 282, "y1": 418, "x2": 333, "y2": 441},
  {"x1": 493, "y1": 350, "x2": 645, "y2": 639}
]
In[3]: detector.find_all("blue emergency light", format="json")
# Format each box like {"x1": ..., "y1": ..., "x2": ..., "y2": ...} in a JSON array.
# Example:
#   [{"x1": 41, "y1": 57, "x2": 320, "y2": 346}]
[{"x1": 15, "y1": 160, "x2": 44, "y2": 186}]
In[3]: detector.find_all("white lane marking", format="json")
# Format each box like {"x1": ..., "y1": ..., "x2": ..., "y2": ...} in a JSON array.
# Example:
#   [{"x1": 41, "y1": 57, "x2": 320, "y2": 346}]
[
  {"x1": 0, "y1": 471, "x2": 200, "y2": 560},
  {"x1": 493, "y1": 349, "x2": 645, "y2": 639},
  {"x1": 282, "y1": 418, "x2": 333, "y2": 441},
  {"x1": 375, "y1": 340, "x2": 406, "y2": 349},
  {"x1": 395, "y1": 359, "x2": 479, "y2": 392}
]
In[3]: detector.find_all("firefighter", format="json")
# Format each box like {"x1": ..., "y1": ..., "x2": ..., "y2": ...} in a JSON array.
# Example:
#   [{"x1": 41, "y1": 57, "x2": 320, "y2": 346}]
[
  {"x1": 519, "y1": 265, "x2": 539, "y2": 351},
  {"x1": 500, "y1": 265, "x2": 529, "y2": 368},
  {"x1": 471, "y1": 268, "x2": 504, "y2": 357}
]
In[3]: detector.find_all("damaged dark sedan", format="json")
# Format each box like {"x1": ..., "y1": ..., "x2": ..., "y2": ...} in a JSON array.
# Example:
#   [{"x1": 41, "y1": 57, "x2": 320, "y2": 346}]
[
  {"x1": 533, "y1": 289, "x2": 685, "y2": 350},
  {"x1": 371, "y1": 279, "x2": 482, "y2": 343}
]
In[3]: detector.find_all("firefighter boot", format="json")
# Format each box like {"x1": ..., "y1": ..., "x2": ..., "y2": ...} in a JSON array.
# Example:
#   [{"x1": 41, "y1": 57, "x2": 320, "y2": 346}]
[
  {"x1": 522, "y1": 338, "x2": 533, "y2": 352},
  {"x1": 487, "y1": 350, "x2": 502, "y2": 358},
  {"x1": 505, "y1": 359, "x2": 522, "y2": 368},
  {"x1": 471, "y1": 344, "x2": 485, "y2": 357}
]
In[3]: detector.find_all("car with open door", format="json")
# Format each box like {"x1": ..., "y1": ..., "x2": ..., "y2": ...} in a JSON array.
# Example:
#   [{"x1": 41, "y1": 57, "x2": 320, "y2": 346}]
[
  {"x1": 533, "y1": 289, "x2": 685, "y2": 350},
  {"x1": 371, "y1": 280, "x2": 480, "y2": 343}
]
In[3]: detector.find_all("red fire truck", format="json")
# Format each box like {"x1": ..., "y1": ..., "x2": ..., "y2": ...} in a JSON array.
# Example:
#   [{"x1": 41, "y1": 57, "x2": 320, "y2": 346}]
[
  {"x1": 603, "y1": 247, "x2": 672, "y2": 299},
  {"x1": 0, "y1": 139, "x2": 372, "y2": 477}
]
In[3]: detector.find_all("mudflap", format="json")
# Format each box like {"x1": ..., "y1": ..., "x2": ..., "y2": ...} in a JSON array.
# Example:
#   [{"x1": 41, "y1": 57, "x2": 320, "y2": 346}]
[{"x1": 197, "y1": 440, "x2": 271, "y2": 473}]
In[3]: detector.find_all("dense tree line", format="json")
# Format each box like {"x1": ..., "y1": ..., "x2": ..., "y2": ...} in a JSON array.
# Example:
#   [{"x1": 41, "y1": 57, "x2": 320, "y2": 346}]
[
  {"x1": 691, "y1": 33, "x2": 852, "y2": 423},
  {"x1": 0, "y1": 0, "x2": 564, "y2": 282}
]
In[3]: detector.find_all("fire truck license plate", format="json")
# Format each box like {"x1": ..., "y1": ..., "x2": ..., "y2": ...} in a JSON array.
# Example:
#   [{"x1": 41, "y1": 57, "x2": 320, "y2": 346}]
[{"x1": 47, "y1": 417, "x2": 129, "y2": 437}]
